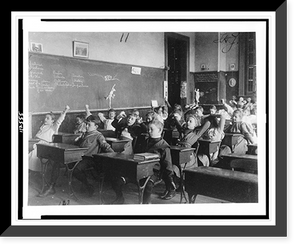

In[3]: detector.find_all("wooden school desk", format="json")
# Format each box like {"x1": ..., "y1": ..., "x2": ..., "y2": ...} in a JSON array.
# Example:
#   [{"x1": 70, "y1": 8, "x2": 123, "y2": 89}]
[
  {"x1": 184, "y1": 166, "x2": 258, "y2": 203},
  {"x1": 93, "y1": 152, "x2": 160, "y2": 204},
  {"x1": 170, "y1": 146, "x2": 196, "y2": 203},
  {"x1": 105, "y1": 137, "x2": 130, "y2": 153},
  {"x1": 247, "y1": 144, "x2": 258, "y2": 155},
  {"x1": 52, "y1": 133, "x2": 81, "y2": 144},
  {"x1": 221, "y1": 133, "x2": 246, "y2": 154},
  {"x1": 36, "y1": 143, "x2": 88, "y2": 200},
  {"x1": 198, "y1": 139, "x2": 221, "y2": 156},
  {"x1": 220, "y1": 153, "x2": 258, "y2": 174}
]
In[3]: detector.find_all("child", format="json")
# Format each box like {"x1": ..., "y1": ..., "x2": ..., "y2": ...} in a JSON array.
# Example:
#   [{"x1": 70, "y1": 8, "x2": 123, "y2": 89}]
[
  {"x1": 118, "y1": 113, "x2": 143, "y2": 154},
  {"x1": 225, "y1": 109, "x2": 257, "y2": 145},
  {"x1": 74, "y1": 114, "x2": 87, "y2": 135},
  {"x1": 28, "y1": 105, "x2": 70, "y2": 172},
  {"x1": 155, "y1": 105, "x2": 168, "y2": 122},
  {"x1": 111, "y1": 110, "x2": 127, "y2": 138},
  {"x1": 132, "y1": 109, "x2": 143, "y2": 124},
  {"x1": 200, "y1": 113, "x2": 226, "y2": 165},
  {"x1": 175, "y1": 114, "x2": 211, "y2": 170},
  {"x1": 98, "y1": 108, "x2": 116, "y2": 131},
  {"x1": 38, "y1": 114, "x2": 114, "y2": 198},
  {"x1": 209, "y1": 105, "x2": 217, "y2": 115},
  {"x1": 110, "y1": 118, "x2": 176, "y2": 204}
]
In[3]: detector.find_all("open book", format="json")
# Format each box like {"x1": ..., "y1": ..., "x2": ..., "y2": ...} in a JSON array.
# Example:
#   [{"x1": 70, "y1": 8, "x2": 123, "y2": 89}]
[{"x1": 133, "y1": 152, "x2": 160, "y2": 161}]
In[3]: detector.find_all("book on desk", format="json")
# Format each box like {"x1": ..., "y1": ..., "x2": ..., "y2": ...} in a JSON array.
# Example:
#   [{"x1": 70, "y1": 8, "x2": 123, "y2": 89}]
[{"x1": 133, "y1": 152, "x2": 160, "y2": 161}]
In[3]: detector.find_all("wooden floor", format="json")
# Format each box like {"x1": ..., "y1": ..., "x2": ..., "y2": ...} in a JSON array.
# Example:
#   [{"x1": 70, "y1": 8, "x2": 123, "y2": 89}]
[{"x1": 28, "y1": 168, "x2": 227, "y2": 206}]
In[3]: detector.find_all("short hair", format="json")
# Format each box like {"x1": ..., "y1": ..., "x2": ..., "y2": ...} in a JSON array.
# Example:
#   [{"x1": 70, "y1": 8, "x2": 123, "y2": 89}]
[
  {"x1": 195, "y1": 106, "x2": 204, "y2": 112},
  {"x1": 233, "y1": 109, "x2": 243, "y2": 118},
  {"x1": 86, "y1": 115, "x2": 101, "y2": 127},
  {"x1": 76, "y1": 114, "x2": 86, "y2": 120},
  {"x1": 149, "y1": 118, "x2": 164, "y2": 131},
  {"x1": 209, "y1": 105, "x2": 217, "y2": 110},
  {"x1": 108, "y1": 108, "x2": 116, "y2": 113},
  {"x1": 46, "y1": 112, "x2": 56, "y2": 121}
]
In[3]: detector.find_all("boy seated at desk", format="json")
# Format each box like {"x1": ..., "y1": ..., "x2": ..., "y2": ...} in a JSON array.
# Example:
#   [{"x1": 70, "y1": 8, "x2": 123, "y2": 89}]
[
  {"x1": 113, "y1": 113, "x2": 143, "y2": 154},
  {"x1": 28, "y1": 105, "x2": 70, "y2": 172},
  {"x1": 38, "y1": 115, "x2": 114, "y2": 198},
  {"x1": 110, "y1": 118, "x2": 177, "y2": 204},
  {"x1": 221, "y1": 109, "x2": 257, "y2": 155},
  {"x1": 97, "y1": 108, "x2": 116, "y2": 131},
  {"x1": 175, "y1": 113, "x2": 211, "y2": 169}
]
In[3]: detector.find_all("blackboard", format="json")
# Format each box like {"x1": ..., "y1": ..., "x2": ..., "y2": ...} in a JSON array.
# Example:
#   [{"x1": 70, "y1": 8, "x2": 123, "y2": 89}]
[{"x1": 28, "y1": 52, "x2": 164, "y2": 113}]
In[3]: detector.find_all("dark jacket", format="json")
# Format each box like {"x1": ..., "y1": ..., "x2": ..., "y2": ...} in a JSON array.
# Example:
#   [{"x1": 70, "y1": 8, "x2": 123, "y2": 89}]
[
  {"x1": 76, "y1": 130, "x2": 114, "y2": 156},
  {"x1": 142, "y1": 137, "x2": 173, "y2": 173}
]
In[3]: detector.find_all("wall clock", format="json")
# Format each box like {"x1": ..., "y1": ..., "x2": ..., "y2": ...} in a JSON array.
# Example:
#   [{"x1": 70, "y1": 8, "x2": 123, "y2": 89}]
[{"x1": 229, "y1": 78, "x2": 236, "y2": 87}]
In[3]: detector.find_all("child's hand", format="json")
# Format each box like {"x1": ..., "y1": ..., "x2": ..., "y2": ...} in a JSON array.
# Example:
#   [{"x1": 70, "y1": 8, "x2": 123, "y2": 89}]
[
  {"x1": 65, "y1": 105, "x2": 70, "y2": 110},
  {"x1": 173, "y1": 113, "x2": 181, "y2": 121},
  {"x1": 85, "y1": 104, "x2": 89, "y2": 110}
]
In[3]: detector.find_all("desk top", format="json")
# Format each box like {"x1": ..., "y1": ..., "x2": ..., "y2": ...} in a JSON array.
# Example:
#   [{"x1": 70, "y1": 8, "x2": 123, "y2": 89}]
[
  {"x1": 222, "y1": 153, "x2": 257, "y2": 160},
  {"x1": 224, "y1": 132, "x2": 243, "y2": 137},
  {"x1": 54, "y1": 132, "x2": 81, "y2": 137},
  {"x1": 170, "y1": 145, "x2": 195, "y2": 152},
  {"x1": 184, "y1": 166, "x2": 258, "y2": 183},
  {"x1": 93, "y1": 152, "x2": 160, "y2": 164},
  {"x1": 37, "y1": 142, "x2": 88, "y2": 151},
  {"x1": 198, "y1": 139, "x2": 221, "y2": 143},
  {"x1": 105, "y1": 137, "x2": 130, "y2": 143}
]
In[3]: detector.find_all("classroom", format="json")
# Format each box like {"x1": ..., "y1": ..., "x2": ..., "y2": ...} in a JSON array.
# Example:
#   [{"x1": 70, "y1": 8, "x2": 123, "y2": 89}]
[{"x1": 27, "y1": 31, "x2": 259, "y2": 207}]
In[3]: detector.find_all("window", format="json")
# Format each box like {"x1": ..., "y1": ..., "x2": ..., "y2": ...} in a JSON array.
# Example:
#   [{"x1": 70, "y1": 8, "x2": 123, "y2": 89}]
[{"x1": 246, "y1": 33, "x2": 256, "y2": 94}]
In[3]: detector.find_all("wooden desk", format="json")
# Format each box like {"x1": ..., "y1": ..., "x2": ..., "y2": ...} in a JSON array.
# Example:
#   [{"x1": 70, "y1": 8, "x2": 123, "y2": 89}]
[
  {"x1": 52, "y1": 133, "x2": 81, "y2": 144},
  {"x1": 93, "y1": 152, "x2": 159, "y2": 204},
  {"x1": 247, "y1": 144, "x2": 258, "y2": 155},
  {"x1": 184, "y1": 166, "x2": 258, "y2": 203},
  {"x1": 170, "y1": 146, "x2": 195, "y2": 203},
  {"x1": 222, "y1": 133, "x2": 246, "y2": 154},
  {"x1": 198, "y1": 139, "x2": 221, "y2": 156},
  {"x1": 220, "y1": 153, "x2": 258, "y2": 174},
  {"x1": 105, "y1": 137, "x2": 130, "y2": 153},
  {"x1": 36, "y1": 143, "x2": 88, "y2": 199}
]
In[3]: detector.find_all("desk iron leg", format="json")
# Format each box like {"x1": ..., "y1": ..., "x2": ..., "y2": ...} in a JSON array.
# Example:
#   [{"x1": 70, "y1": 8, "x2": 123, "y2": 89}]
[
  {"x1": 39, "y1": 158, "x2": 50, "y2": 194},
  {"x1": 179, "y1": 163, "x2": 188, "y2": 204},
  {"x1": 66, "y1": 162, "x2": 79, "y2": 201},
  {"x1": 138, "y1": 176, "x2": 152, "y2": 204},
  {"x1": 99, "y1": 174, "x2": 105, "y2": 205}
]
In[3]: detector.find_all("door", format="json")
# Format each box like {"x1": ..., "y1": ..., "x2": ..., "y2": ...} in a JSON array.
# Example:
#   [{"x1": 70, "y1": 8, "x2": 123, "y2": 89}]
[{"x1": 165, "y1": 33, "x2": 189, "y2": 108}]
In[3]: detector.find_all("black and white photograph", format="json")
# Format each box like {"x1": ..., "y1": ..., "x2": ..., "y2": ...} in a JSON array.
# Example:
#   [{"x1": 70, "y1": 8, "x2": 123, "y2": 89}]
[{"x1": 7, "y1": 6, "x2": 290, "y2": 240}]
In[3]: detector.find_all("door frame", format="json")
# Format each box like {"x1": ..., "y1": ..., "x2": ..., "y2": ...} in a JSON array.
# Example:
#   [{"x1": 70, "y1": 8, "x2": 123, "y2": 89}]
[{"x1": 164, "y1": 32, "x2": 190, "y2": 106}]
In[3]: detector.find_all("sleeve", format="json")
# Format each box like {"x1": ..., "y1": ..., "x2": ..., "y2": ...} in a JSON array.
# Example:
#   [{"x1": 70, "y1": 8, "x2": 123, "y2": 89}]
[
  {"x1": 97, "y1": 134, "x2": 114, "y2": 153},
  {"x1": 195, "y1": 120, "x2": 211, "y2": 138},
  {"x1": 53, "y1": 106, "x2": 69, "y2": 132},
  {"x1": 240, "y1": 122, "x2": 255, "y2": 144}
]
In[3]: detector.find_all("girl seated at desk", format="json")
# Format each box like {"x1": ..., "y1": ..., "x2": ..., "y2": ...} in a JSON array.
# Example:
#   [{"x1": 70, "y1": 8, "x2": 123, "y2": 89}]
[{"x1": 28, "y1": 105, "x2": 70, "y2": 172}]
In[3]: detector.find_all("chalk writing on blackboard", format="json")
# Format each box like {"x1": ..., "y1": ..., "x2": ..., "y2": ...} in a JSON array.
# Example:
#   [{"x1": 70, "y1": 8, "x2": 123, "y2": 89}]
[{"x1": 88, "y1": 72, "x2": 120, "y2": 82}]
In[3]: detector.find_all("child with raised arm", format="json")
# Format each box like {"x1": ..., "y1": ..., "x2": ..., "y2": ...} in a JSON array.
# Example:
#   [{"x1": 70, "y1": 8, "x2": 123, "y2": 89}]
[
  {"x1": 98, "y1": 108, "x2": 116, "y2": 131},
  {"x1": 28, "y1": 105, "x2": 70, "y2": 172},
  {"x1": 225, "y1": 109, "x2": 257, "y2": 145},
  {"x1": 175, "y1": 114, "x2": 211, "y2": 169},
  {"x1": 73, "y1": 114, "x2": 87, "y2": 135},
  {"x1": 110, "y1": 118, "x2": 176, "y2": 204},
  {"x1": 38, "y1": 114, "x2": 114, "y2": 198}
]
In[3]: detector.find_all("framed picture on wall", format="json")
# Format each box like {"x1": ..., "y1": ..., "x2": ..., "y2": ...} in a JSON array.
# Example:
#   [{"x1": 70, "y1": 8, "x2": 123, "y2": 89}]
[
  {"x1": 73, "y1": 41, "x2": 89, "y2": 58},
  {"x1": 30, "y1": 42, "x2": 43, "y2": 53}
]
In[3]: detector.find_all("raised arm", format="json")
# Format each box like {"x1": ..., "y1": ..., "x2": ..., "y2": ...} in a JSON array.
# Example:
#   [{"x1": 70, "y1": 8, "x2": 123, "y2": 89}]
[
  {"x1": 85, "y1": 104, "x2": 92, "y2": 118},
  {"x1": 54, "y1": 105, "x2": 70, "y2": 128}
]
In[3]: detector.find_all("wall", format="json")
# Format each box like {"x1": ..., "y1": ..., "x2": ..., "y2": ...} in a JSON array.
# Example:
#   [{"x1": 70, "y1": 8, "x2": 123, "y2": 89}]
[
  {"x1": 29, "y1": 32, "x2": 165, "y2": 69},
  {"x1": 194, "y1": 32, "x2": 239, "y2": 72}
]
